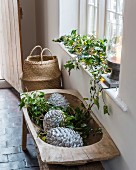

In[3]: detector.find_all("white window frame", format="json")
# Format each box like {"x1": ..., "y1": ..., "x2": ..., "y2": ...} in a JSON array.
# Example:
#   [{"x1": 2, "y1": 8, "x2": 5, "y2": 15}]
[
  {"x1": 79, "y1": 0, "x2": 123, "y2": 39},
  {"x1": 105, "y1": 0, "x2": 124, "y2": 39},
  {"x1": 98, "y1": 0, "x2": 106, "y2": 38},
  {"x1": 79, "y1": 0, "x2": 100, "y2": 36},
  {"x1": 86, "y1": 0, "x2": 99, "y2": 36},
  {"x1": 78, "y1": 0, "x2": 87, "y2": 35}
]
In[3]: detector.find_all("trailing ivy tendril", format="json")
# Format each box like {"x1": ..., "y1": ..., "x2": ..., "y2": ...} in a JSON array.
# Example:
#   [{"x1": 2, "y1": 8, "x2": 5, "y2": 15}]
[{"x1": 53, "y1": 30, "x2": 110, "y2": 115}]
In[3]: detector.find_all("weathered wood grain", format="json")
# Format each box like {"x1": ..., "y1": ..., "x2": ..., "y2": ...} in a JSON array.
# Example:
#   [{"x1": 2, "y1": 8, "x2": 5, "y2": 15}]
[
  {"x1": 0, "y1": 0, "x2": 22, "y2": 92},
  {"x1": 22, "y1": 89, "x2": 120, "y2": 167},
  {"x1": 22, "y1": 114, "x2": 27, "y2": 151}
]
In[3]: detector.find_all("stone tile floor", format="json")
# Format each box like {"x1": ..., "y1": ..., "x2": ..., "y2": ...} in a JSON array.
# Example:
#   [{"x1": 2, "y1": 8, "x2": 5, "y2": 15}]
[{"x1": 0, "y1": 89, "x2": 40, "y2": 170}]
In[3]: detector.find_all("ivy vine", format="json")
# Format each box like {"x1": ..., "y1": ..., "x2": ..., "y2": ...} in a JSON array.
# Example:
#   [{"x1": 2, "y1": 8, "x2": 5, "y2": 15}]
[
  {"x1": 19, "y1": 91, "x2": 102, "y2": 144},
  {"x1": 53, "y1": 30, "x2": 110, "y2": 115}
]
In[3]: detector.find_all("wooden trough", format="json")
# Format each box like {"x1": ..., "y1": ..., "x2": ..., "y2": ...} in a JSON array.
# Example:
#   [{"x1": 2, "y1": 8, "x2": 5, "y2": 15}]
[{"x1": 22, "y1": 89, "x2": 120, "y2": 170}]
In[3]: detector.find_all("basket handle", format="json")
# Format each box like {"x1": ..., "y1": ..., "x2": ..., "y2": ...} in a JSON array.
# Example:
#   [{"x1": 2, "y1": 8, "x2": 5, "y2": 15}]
[
  {"x1": 40, "y1": 48, "x2": 54, "y2": 64},
  {"x1": 26, "y1": 45, "x2": 42, "y2": 61}
]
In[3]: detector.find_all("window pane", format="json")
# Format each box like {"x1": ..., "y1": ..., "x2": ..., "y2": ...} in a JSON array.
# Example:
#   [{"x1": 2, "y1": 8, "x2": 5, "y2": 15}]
[
  {"x1": 88, "y1": 0, "x2": 97, "y2": 6},
  {"x1": 87, "y1": 0, "x2": 98, "y2": 35},
  {"x1": 106, "y1": 0, "x2": 124, "y2": 62},
  {"x1": 88, "y1": 0, "x2": 94, "y2": 4},
  {"x1": 118, "y1": 25, "x2": 123, "y2": 37},
  {"x1": 117, "y1": 0, "x2": 123, "y2": 13},
  {"x1": 107, "y1": 12, "x2": 116, "y2": 24},
  {"x1": 94, "y1": 0, "x2": 97, "y2": 6},
  {"x1": 107, "y1": 0, "x2": 117, "y2": 12},
  {"x1": 106, "y1": 0, "x2": 124, "y2": 38},
  {"x1": 87, "y1": 6, "x2": 95, "y2": 34},
  {"x1": 107, "y1": 23, "x2": 117, "y2": 39}
]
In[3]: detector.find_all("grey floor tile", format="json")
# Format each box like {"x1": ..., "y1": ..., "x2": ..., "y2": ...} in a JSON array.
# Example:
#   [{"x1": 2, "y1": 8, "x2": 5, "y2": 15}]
[
  {"x1": 0, "y1": 154, "x2": 8, "y2": 163},
  {"x1": 0, "y1": 89, "x2": 40, "y2": 169},
  {"x1": 1, "y1": 146, "x2": 21, "y2": 155}
]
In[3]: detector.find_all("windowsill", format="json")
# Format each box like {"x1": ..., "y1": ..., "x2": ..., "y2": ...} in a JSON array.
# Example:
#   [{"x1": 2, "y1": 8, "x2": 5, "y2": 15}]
[{"x1": 59, "y1": 43, "x2": 128, "y2": 112}]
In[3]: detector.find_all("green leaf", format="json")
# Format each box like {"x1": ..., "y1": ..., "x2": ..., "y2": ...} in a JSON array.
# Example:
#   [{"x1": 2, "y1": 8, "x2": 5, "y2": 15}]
[
  {"x1": 66, "y1": 125, "x2": 74, "y2": 129},
  {"x1": 42, "y1": 136, "x2": 46, "y2": 141},
  {"x1": 90, "y1": 86, "x2": 95, "y2": 91},
  {"x1": 39, "y1": 92, "x2": 45, "y2": 97},
  {"x1": 71, "y1": 30, "x2": 77, "y2": 36},
  {"x1": 65, "y1": 116, "x2": 75, "y2": 121},
  {"x1": 83, "y1": 98, "x2": 88, "y2": 101},
  {"x1": 103, "y1": 105, "x2": 110, "y2": 115},
  {"x1": 94, "y1": 97, "x2": 100, "y2": 109},
  {"x1": 64, "y1": 60, "x2": 75, "y2": 75}
]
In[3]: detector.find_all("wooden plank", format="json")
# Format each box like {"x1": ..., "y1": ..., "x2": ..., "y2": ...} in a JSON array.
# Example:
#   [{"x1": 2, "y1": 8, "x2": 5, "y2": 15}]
[
  {"x1": 17, "y1": 0, "x2": 23, "y2": 65},
  {"x1": 1, "y1": 0, "x2": 8, "y2": 81},
  {"x1": 0, "y1": 0, "x2": 23, "y2": 92},
  {"x1": 0, "y1": 0, "x2": 2, "y2": 77},
  {"x1": 70, "y1": 148, "x2": 89, "y2": 164},
  {"x1": 4, "y1": 0, "x2": 14, "y2": 85},
  {"x1": 12, "y1": 0, "x2": 23, "y2": 92},
  {"x1": 0, "y1": 0, "x2": 5, "y2": 78},
  {"x1": 45, "y1": 146, "x2": 63, "y2": 164},
  {"x1": 37, "y1": 151, "x2": 104, "y2": 170},
  {"x1": 4, "y1": 0, "x2": 11, "y2": 81},
  {"x1": 0, "y1": 0, "x2": 3, "y2": 76},
  {"x1": 47, "y1": 162, "x2": 104, "y2": 170},
  {"x1": 22, "y1": 114, "x2": 27, "y2": 150},
  {"x1": 8, "y1": 0, "x2": 18, "y2": 89},
  {"x1": 61, "y1": 148, "x2": 74, "y2": 163}
]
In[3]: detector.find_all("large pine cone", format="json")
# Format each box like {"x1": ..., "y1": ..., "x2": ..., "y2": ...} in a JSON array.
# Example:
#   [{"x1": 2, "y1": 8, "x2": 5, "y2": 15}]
[
  {"x1": 43, "y1": 110, "x2": 64, "y2": 131},
  {"x1": 46, "y1": 127, "x2": 83, "y2": 148},
  {"x1": 48, "y1": 93, "x2": 69, "y2": 109}
]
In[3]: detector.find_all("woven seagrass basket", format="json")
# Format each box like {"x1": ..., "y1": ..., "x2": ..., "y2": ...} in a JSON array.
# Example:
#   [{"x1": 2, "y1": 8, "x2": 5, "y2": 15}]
[
  {"x1": 22, "y1": 77, "x2": 61, "y2": 92},
  {"x1": 21, "y1": 46, "x2": 61, "y2": 92}
]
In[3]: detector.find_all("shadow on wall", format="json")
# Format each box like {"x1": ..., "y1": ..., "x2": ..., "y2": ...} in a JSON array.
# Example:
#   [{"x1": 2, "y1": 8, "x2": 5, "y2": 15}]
[
  {"x1": 35, "y1": 0, "x2": 49, "y2": 48},
  {"x1": 103, "y1": 156, "x2": 130, "y2": 170}
]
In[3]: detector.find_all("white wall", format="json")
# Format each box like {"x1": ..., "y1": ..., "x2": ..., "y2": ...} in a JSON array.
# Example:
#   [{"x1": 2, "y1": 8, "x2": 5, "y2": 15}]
[
  {"x1": 59, "y1": 0, "x2": 79, "y2": 36},
  {"x1": 20, "y1": 0, "x2": 36, "y2": 59},
  {"x1": 35, "y1": 0, "x2": 48, "y2": 47},
  {"x1": 28, "y1": 0, "x2": 136, "y2": 169},
  {"x1": 35, "y1": 0, "x2": 59, "y2": 55}
]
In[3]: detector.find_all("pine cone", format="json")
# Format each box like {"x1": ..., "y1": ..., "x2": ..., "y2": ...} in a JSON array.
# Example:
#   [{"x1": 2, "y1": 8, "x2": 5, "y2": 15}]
[
  {"x1": 48, "y1": 93, "x2": 69, "y2": 109},
  {"x1": 46, "y1": 127, "x2": 83, "y2": 148},
  {"x1": 43, "y1": 110, "x2": 64, "y2": 131}
]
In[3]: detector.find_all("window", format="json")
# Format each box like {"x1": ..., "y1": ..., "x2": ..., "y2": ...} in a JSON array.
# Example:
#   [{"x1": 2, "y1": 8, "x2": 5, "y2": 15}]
[
  {"x1": 106, "y1": 0, "x2": 124, "y2": 39},
  {"x1": 87, "y1": 0, "x2": 98, "y2": 36},
  {"x1": 79, "y1": 0, "x2": 124, "y2": 62},
  {"x1": 105, "y1": 0, "x2": 124, "y2": 62},
  {"x1": 81, "y1": 0, "x2": 124, "y2": 39}
]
